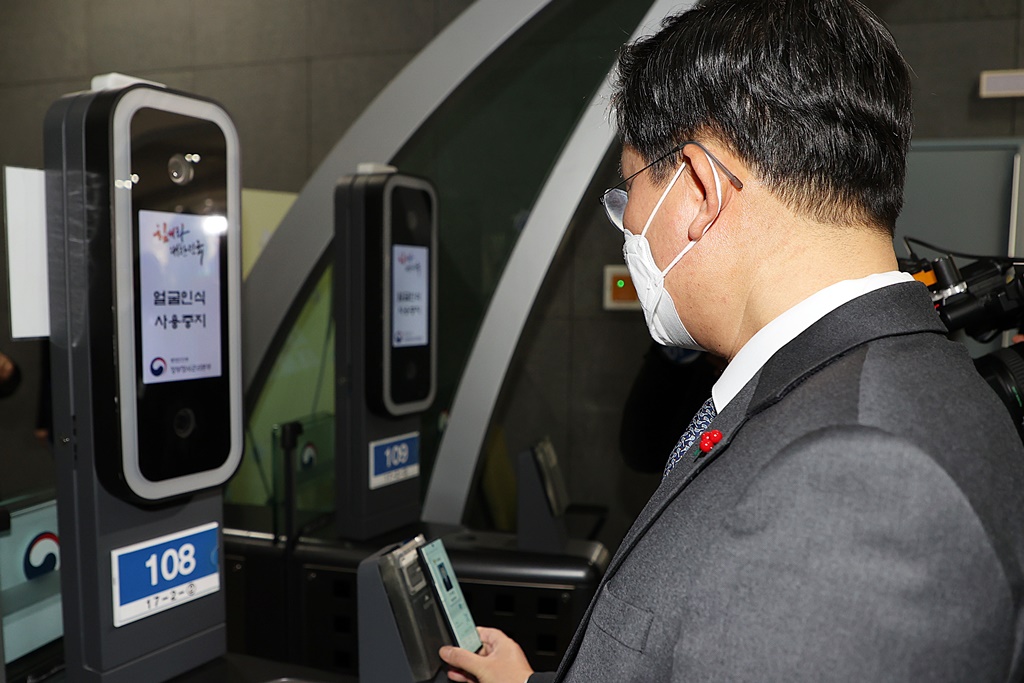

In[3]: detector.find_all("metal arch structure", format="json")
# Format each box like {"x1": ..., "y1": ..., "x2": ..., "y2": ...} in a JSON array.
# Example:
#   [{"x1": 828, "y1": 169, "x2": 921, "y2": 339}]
[
  {"x1": 421, "y1": 0, "x2": 695, "y2": 523},
  {"x1": 242, "y1": 0, "x2": 555, "y2": 390}
]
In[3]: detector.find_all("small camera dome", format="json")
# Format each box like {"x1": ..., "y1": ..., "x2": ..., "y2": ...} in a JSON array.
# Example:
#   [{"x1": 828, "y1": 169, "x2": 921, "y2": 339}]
[{"x1": 167, "y1": 153, "x2": 194, "y2": 186}]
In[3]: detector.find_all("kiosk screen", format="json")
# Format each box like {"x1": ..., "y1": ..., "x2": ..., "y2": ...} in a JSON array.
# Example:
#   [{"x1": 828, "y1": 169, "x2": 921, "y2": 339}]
[
  {"x1": 387, "y1": 183, "x2": 433, "y2": 407},
  {"x1": 139, "y1": 209, "x2": 224, "y2": 384},
  {"x1": 391, "y1": 243, "x2": 429, "y2": 348}
]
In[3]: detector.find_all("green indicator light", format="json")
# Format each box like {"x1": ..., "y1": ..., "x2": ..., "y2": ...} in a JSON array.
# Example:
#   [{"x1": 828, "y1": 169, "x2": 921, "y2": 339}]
[
  {"x1": 617, "y1": 279, "x2": 625, "y2": 288},
  {"x1": 1013, "y1": 387, "x2": 1022, "y2": 409}
]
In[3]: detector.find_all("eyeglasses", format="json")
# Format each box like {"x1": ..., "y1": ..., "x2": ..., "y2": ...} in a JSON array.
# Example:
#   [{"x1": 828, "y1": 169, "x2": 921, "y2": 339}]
[{"x1": 599, "y1": 141, "x2": 744, "y2": 232}]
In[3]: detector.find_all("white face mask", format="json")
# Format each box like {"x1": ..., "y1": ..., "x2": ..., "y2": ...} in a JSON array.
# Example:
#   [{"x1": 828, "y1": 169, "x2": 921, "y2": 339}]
[{"x1": 620, "y1": 151, "x2": 723, "y2": 349}]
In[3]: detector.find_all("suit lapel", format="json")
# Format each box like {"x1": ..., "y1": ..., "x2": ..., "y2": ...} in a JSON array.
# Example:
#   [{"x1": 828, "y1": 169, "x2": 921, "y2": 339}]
[
  {"x1": 611, "y1": 283, "x2": 945, "y2": 575},
  {"x1": 554, "y1": 378, "x2": 759, "y2": 682},
  {"x1": 554, "y1": 282, "x2": 946, "y2": 681},
  {"x1": 606, "y1": 282, "x2": 944, "y2": 578},
  {"x1": 610, "y1": 376, "x2": 758, "y2": 573}
]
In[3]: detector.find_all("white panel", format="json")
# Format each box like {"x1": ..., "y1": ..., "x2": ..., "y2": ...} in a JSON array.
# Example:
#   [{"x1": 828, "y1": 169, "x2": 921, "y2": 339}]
[
  {"x1": 980, "y1": 70, "x2": 1024, "y2": 98},
  {"x1": 3, "y1": 592, "x2": 61, "y2": 663},
  {"x1": 3, "y1": 167, "x2": 50, "y2": 339}
]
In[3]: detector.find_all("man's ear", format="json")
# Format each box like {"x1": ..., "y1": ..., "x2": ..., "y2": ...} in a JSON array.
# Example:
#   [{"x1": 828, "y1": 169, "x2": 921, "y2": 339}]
[{"x1": 682, "y1": 143, "x2": 737, "y2": 242}]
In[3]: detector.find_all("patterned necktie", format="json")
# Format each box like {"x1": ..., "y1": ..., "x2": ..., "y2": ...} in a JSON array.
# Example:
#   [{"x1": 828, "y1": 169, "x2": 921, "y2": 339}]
[{"x1": 663, "y1": 396, "x2": 718, "y2": 477}]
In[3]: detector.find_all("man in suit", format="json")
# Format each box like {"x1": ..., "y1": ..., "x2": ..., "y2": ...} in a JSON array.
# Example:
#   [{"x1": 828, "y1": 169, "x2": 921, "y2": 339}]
[{"x1": 439, "y1": 0, "x2": 1024, "y2": 680}]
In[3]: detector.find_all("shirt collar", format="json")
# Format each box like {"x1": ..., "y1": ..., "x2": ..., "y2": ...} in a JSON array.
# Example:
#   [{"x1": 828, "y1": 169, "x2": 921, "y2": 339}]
[{"x1": 711, "y1": 271, "x2": 914, "y2": 411}]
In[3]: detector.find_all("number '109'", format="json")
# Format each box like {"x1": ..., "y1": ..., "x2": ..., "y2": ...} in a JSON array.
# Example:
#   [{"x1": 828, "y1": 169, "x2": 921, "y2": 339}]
[
  {"x1": 385, "y1": 443, "x2": 410, "y2": 468},
  {"x1": 143, "y1": 543, "x2": 197, "y2": 586}
]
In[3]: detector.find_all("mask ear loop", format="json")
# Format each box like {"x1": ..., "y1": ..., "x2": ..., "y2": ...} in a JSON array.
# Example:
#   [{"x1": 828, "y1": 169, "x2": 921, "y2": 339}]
[
  {"x1": 658, "y1": 153, "x2": 723, "y2": 277},
  {"x1": 639, "y1": 160, "x2": 688, "y2": 238}
]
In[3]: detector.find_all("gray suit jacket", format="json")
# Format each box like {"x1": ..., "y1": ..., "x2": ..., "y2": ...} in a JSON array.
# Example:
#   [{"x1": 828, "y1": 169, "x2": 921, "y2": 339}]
[{"x1": 532, "y1": 282, "x2": 1024, "y2": 682}]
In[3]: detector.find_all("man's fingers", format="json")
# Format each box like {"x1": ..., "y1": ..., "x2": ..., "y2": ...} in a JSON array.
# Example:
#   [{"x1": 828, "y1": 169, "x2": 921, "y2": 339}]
[
  {"x1": 440, "y1": 645, "x2": 483, "y2": 682},
  {"x1": 440, "y1": 645, "x2": 480, "y2": 671}
]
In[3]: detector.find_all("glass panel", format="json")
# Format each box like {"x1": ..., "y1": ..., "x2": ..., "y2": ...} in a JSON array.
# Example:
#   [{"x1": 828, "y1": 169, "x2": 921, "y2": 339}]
[
  {"x1": 0, "y1": 494, "x2": 61, "y2": 666},
  {"x1": 225, "y1": 264, "x2": 334, "y2": 530},
  {"x1": 270, "y1": 412, "x2": 336, "y2": 538},
  {"x1": 392, "y1": 0, "x2": 655, "y2": 483}
]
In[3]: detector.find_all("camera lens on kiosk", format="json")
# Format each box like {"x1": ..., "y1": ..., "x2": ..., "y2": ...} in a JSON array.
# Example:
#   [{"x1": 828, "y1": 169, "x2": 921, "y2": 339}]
[{"x1": 168, "y1": 153, "x2": 194, "y2": 185}]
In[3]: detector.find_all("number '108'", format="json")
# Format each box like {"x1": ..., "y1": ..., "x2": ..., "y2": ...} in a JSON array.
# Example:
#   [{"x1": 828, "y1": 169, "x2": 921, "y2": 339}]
[{"x1": 143, "y1": 543, "x2": 198, "y2": 586}]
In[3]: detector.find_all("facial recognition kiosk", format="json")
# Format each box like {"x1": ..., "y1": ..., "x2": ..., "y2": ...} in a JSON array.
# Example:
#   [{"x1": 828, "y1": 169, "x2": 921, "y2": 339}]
[
  {"x1": 333, "y1": 168, "x2": 438, "y2": 540},
  {"x1": 44, "y1": 83, "x2": 242, "y2": 681}
]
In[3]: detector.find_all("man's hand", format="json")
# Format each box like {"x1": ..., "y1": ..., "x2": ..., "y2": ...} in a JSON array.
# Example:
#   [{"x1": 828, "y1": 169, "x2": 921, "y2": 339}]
[{"x1": 439, "y1": 627, "x2": 534, "y2": 683}]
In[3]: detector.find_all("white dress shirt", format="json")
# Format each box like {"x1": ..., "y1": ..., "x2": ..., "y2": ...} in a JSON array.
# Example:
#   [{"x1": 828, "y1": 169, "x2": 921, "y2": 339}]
[{"x1": 711, "y1": 271, "x2": 915, "y2": 412}]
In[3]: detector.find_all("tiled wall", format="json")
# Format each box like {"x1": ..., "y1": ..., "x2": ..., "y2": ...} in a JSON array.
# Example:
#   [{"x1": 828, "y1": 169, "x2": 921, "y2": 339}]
[
  {"x1": 875, "y1": 0, "x2": 1023, "y2": 137},
  {"x1": 0, "y1": 0, "x2": 472, "y2": 189}
]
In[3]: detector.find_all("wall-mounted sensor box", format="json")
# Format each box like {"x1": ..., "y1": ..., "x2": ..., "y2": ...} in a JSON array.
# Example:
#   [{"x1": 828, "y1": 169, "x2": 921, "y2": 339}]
[
  {"x1": 980, "y1": 70, "x2": 1024, "y2": 98},
  {"x1": 603, "y1": 264, "x2": 641, "y2": 311}
]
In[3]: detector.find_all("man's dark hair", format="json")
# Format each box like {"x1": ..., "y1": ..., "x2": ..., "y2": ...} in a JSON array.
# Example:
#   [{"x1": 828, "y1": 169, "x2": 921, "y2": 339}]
[{"x1": 612, "y1": 0, "x2": 913, "y2": 234}]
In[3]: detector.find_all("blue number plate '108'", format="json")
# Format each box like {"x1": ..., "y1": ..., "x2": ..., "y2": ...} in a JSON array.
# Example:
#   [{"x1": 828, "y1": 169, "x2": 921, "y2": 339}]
[{"x1": 110, "y1": 522, "x2": 220, "y2": 627}]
